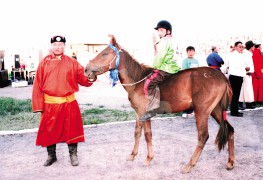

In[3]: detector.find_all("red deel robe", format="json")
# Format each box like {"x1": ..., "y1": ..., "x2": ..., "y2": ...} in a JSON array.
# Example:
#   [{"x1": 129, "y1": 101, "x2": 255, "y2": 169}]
[
  {"x1": 252, "y1": 49, "x2": 263, "y2": 102},
  {"x1": 32, "y1": 54, "x2": 93, "y2": 147}
]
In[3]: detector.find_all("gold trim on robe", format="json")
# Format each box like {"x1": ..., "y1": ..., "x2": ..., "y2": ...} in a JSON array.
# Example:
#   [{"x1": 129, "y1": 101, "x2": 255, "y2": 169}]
[{"x1": 44, "y1": 93, "x2": 75, "y2": 104}]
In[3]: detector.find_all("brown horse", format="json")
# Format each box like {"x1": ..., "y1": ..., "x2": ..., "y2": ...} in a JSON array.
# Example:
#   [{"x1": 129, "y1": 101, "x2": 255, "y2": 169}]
[{"x1": 84, "y1": 35, "x2": 235, "y2": 173}]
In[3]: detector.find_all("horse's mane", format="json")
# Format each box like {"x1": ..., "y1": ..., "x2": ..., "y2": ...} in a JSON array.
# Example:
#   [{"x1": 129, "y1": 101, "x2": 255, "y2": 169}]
[
  {"x1": 121, "y1": 48, "x2": 153, "y2": 82},
  {"x1": 109, "y1": 34, "x2": 153, "y2": 82}
]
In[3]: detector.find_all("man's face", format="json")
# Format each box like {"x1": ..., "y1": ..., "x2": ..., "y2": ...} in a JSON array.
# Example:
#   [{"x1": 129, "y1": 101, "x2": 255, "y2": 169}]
[
  {"x1": 51, "y1": 42, "x2": 65, "y2": 55},
  {"x1": 236, "y1": 43, "x2": 244, "y2": 53}
]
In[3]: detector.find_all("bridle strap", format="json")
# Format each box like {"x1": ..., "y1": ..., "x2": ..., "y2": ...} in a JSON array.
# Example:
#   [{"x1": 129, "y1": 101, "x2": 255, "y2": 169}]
[
  {"x1": 98, "y1": 55, "x2": 116, "y2": 73},
  {"x1": 108, "y1": 44, "x2": 121, "y2": 87}
]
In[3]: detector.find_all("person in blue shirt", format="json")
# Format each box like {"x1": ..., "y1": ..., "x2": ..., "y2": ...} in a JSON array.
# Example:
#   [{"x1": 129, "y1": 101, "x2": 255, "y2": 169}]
[
  {"x1": 182, "y1": 46, "x2": 199, "y2": 70},
  {"x1": 206, "y1": 46, "x2": 224, "y2": 71},
  {"x1": 181, "y1": 46, "x2": 199, "y2": 118}
]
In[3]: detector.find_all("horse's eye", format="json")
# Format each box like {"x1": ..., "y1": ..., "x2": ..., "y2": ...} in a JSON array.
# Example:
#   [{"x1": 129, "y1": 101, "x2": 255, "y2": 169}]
[{"x1": 102, "y1": 53, "x2": 108, "y2": 56}]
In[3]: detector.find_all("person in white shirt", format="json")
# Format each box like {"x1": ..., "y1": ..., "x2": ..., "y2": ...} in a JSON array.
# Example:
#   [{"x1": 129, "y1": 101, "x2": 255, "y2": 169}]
[
  {"x1": 226, "y1": 41, "x2": 247, "y2": 117},
  {"x1": 239, "y1": 40, "x2": 256, "y2": 110}
]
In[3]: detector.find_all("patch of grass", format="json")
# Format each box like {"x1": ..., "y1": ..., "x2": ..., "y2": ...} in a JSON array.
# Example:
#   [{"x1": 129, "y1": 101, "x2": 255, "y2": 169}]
[
  {"x1": 0, "y1": 97, "x2": 40, "y2": 131},
  {"x1": 0, "y1": 112, "x2": 41, "y2": 131},
  {"x1": 0, "y1": 97, "x2": 137, "y2": 130},
  {"x1": 82, "y1": 108, "x2": 105, "y2": 115},
  {"x1": 83, "y1": 118, "x2": 104, "y2": 125},
  {"x1": 157, "y1": 112, "x2": 182, "y2": 118},
  {"x1": 82, "y1": 108, "x2": 136, "y2": 125},
  {"x1": 0, "y1": 97, "x2": 32, "y2": 116}
]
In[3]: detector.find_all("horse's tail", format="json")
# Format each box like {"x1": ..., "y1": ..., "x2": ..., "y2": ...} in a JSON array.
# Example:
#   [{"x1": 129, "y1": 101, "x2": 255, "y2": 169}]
[
  {"x1": 221, "y1": 80, "x2": 232, "y2": 111},
  {"x1": 215, "y1": 81, "x2": 234, "y2": 152}
]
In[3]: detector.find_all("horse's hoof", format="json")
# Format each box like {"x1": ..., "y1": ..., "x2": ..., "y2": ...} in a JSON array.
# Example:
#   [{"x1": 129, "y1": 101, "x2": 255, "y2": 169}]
[
  {"x1": 127, "y1": 155, "x2": 136, "y2": 161},
  {"x1": 182, "y1": 164, "x2": 193, "y2": 174},
  {"x1": 226, "y1": 162, "x2": 234, "y2": 170},
  {"x1": 144, "y1": 156, "x2": 154, "y2": 166},
  {"x1": 144, "y1": 160, "x2": 151, "y2": 166}
]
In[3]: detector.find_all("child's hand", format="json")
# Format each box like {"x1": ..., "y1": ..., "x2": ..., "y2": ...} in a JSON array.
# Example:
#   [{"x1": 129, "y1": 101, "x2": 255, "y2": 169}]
[{"x1": 152, "y1": 33, "x2": 158, "y2": 45}]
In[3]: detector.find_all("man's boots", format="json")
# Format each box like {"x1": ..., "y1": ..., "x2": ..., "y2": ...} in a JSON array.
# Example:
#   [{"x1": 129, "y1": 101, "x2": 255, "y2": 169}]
[
  {"x1": 68, "y1": 143, "x2": 79, "y2": 166},
  {"x1": 44, "y1": 144, "x2": 57, "y2": 166}
]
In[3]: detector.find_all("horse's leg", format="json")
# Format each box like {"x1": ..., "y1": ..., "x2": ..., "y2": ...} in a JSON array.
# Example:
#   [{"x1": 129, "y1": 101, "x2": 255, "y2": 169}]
[
  {"x1": 143, "y1": 119, "x2": 154, "y2": 166},
  {"x1": 226, "y1": 122, "x2": 235, "y2": 170},
  {"x1": 182, "y1": 114, "x2": 209, "y2": 173},
  {"x1": 211, "y1": 108, "x2": 235, "y2": 170},
  {"x1": 127, "y1": 114, "x2": 143, "y2": 161},
  {"x1": 127, "y1": 93, "x2": 154, "y2": 164}
]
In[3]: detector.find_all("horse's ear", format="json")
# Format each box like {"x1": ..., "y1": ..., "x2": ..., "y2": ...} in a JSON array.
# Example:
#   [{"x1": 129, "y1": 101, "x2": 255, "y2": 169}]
[
  {"x1": 108, "y1": 34, "x2": 117, "y2": 46},
  {"x1": 108, "y1": 34, "x2": 122, "y2": 49}
]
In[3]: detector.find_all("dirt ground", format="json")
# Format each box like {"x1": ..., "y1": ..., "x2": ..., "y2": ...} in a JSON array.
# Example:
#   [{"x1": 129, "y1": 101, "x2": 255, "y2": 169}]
[{"x1": 0, "y1": 78, "x2": 263, "y2": 180}]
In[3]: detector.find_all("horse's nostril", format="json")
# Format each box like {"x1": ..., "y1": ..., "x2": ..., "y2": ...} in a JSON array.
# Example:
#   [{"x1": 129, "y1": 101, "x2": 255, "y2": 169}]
[{"x1": 85, "y1": 69, "x2": 87, "y2": 73}]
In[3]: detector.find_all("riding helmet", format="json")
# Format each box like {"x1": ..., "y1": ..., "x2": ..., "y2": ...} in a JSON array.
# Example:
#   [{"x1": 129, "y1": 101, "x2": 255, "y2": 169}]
[{"x1": 154, "y1": 20, "x2": 172, "y2": 33}]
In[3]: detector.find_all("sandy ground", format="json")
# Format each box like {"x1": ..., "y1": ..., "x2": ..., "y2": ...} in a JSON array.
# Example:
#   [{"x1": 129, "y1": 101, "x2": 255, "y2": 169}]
[{"x1": 0, "y1": 78, "x2": 263, "y2": 179}]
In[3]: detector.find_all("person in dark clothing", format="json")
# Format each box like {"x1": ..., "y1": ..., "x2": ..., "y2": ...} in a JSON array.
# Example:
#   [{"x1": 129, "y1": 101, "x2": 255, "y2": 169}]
[
  {"x1": 226, "y1": 41, "x2": 247, "y2": 117},
  {"x1": 206, "y1": 46, "x2": 224, "y2": 71}
]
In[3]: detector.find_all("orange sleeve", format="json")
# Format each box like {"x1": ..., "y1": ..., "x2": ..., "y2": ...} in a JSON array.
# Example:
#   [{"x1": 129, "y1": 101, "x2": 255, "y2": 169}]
[
  {"x1": 76, "y1": 61, "x2": 95, "y2": 87},
  {"x1": 31, "y1": 60, "x2": 45, "y2": 112}
]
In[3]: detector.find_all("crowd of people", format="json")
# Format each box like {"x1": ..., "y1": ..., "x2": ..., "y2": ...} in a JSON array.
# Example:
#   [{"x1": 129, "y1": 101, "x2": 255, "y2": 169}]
[
  {"x1": 182, "y1": 40, "x2": 263, "y2": 117},
  {"x1": 223, "y1": 40, "x2": 263, "y2": 116},
  {"x1": 175, "y1": 31, "x2": 263, "y2": 118}
]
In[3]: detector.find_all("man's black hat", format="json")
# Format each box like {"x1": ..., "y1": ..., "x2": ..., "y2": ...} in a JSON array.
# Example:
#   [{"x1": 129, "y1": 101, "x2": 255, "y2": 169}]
[{"x1": 50, "y1": 35, "x2": 66, "y2": 44}]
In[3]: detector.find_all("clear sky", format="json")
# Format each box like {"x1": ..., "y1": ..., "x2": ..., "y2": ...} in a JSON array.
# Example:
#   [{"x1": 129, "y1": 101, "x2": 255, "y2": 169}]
[{"x1": 1, "y1": 0, "x2": 263, "y2": 49}]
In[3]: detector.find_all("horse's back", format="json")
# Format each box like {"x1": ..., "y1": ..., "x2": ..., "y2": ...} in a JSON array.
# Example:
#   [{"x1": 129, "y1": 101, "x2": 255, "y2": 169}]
[
  {"x1": 158, "y1": 67, "x2": 229, "y2": 113},
  {"x1": 161, "y1": 66, "x2": 228, "y2": 92}
]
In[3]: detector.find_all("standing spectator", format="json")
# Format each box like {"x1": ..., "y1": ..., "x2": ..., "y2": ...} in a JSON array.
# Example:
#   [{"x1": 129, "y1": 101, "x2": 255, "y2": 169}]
[
  {"x1": 206, "y1": 46, "x2": 224, "y2": 71},
  {"x1": 32, "y1": 35, "x2": 96, "y2": 166},
  {"x1": 226, "y1": 41, "x2": 247, "y2": 117},
  {"x1": 239, "y1": 40, "x2": 256, "y2": 109},
  {"x1": 252, "y1": 42, "x2": 263, "y2": 105},
  {"x1": 181, "y1": 46, "x2": 198, "y2": 118},
  {"x1": 182, "y1": 46, "x2": 199, "y2": 69},
  {"x1": 221, "y1": 45, "x2": 235, "y2": 77}
]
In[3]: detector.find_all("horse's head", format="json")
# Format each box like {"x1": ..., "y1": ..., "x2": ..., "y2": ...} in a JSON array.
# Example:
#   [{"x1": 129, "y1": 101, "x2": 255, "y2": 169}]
[{"x1": 85, "y1": 34, "x2": 121, "y2": 81}]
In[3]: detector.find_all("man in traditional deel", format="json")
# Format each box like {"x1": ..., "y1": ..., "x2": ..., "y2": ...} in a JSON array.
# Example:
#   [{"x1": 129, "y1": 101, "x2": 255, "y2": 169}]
[{"x1": 32, "y1": 35, "x2": 96, "y2": 166}]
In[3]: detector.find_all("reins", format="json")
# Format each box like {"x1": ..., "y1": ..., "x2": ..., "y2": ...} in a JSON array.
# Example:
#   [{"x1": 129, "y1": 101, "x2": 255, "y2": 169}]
[
  {"x1": 120, "y1": 76, "x2": 149, "y2": 86},
  {"x1": 102, "y1": 71, "x2": 149, "y2": 86}
]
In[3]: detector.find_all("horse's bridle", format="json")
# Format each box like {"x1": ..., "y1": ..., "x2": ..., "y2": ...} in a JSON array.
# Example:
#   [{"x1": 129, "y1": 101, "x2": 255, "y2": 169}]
[
  {"x1": 98, "y1": 55, "x2": 117, "y2": 74},
  {"x1": 91, "y1": 44, "x2": 120, "y2": 74},
  {"x1": 89, "y1": 44, "x2": 150, "y2": 87}
]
